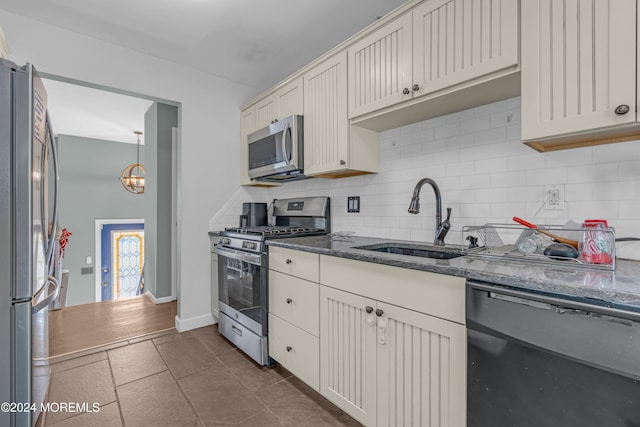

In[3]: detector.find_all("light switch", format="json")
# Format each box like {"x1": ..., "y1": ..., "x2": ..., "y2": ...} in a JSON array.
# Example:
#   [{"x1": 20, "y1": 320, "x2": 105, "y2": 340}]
[
  {"x1": 85, "y1": 256, "x2": 92, "y2": 264},
  {"x1": 347, "y1": 196, "x2": 360, "y2": 213}
]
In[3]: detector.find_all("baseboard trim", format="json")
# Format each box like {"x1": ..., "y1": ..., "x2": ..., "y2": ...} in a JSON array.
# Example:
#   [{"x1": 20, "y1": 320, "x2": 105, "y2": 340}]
[
  {"x1": 175, "y1": 313, "x2": 215, "y2": 332},
  {"x1": 145, "y1": 291, "x2": 176, "y2": 305}
]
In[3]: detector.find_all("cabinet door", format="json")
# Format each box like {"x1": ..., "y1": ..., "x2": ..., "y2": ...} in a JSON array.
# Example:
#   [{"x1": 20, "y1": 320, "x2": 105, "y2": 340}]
[
  {"x1": 304, "y1": 52, "x2": 350, "y2": 175},
  {"x1": 268, "y1": 314, "x2": 320, "y2": 391},
  {"x1": 239, "y1": 107, "x2": 255, "y2": 186},
  {"x1": 254, "y1": 95, "x2": 277, "y2": 130},
  {"x1": 413, "y1": 0, "x2": 518, "y2": 97},
  {"x1": 319, "y1": 286, "x2": 377, "y2": 426},
  {"x1": 521, "y1": 0, "x2": 637, "y2": 142},
  {"x1": 276, "y1": 77, "x2": 304, "y2": 119},
  {"x1": 348, "y1": 13, "x2": 413, "y2": 118},
  {"x1": 269, "y1": 270, "x2": 319, "y2": 336},
  {"x1": 269, "y1": 246, "x2": 319, "y2": 283},
  {"x1": 376, "y1": 301, "x2": 466, "y2": 427}
]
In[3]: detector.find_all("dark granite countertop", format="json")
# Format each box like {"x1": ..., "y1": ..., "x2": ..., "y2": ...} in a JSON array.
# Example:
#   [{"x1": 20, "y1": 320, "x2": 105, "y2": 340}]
[{"x1": 266, "y1": 235, "x2": 640, "y2": 314}]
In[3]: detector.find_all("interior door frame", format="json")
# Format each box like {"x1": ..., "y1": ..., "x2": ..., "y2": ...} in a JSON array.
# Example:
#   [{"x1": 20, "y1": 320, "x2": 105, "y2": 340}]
[{"x1": 94, "y1": 218, "x2": 144, "y2": 302}]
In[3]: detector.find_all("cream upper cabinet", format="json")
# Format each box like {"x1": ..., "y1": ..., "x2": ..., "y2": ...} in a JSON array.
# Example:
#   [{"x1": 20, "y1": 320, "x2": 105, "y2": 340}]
[
  {"x1": 348, "y1": 14, "x2": 413, "y2": 118},
  {"x1": 240, "y1": 77, "x2": 303, "y2": 186},
  {"x1": 239, "y1": 107, "x2": 255, "y2": 186},
  {"x1": 304, "y1": 51, "x2": 379, "y2": 177},
  {"x1": 521, "y1": 0, "x2": 638, "y2": 151},
  {"x1": 348, "y1": 0, "x2": 518, "y2": 119},
  {"x1": 255, "y1": 77, "x2": 304, "y2": 129},
  {"x1": 412, "y1": 0, "x2": 519, "y2": 97}
]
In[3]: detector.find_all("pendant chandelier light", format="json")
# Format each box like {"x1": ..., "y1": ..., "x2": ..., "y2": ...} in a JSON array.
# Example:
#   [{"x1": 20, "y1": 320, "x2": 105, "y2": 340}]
[{"x1": 120, "y1": 131, "x2": 145, "y2": 194}]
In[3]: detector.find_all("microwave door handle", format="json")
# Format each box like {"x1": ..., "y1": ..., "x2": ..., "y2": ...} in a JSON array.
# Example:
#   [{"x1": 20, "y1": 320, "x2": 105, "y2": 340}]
[{"x1": 281, "y1": 123, "x2": 292, "y2": 166}]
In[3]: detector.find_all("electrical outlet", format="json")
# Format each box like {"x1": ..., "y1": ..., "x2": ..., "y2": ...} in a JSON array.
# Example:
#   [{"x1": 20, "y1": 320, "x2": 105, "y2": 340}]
[{"x1": 544, "y1": 185, "x2": 565, "y2": 210}]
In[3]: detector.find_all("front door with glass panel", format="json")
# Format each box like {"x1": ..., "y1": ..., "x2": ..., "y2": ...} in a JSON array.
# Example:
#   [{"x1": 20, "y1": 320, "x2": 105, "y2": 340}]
[{"x1": 100, "y1": 222, "x2": 144, "y2": 301}]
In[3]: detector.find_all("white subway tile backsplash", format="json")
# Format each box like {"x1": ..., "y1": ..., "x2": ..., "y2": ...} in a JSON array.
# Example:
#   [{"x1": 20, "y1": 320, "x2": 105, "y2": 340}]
[
  {"x1": 507, "y1": 153, "x2": 546, "y2": 171},
  {"x1": 525, "y1": 167, "x2": 568, "y2": 185},
  {"x1": 618, "y1": 161, "x2": 640, "y2": 181},
  {"x1": 474, "y1": 127, "x2": 508, "y2": 146},
  {"x1": 474, "y1": 100, "x2": 508, "y2": 117},
  {"x1": 210, "y1": 96, "x2": 640, "y2": 242},
  {"x1": 434, "y1": 123, "x2": 460, "y2": 139},
  {"x1": 475, "y1": 157, "x2": 508, "y2": 174}
]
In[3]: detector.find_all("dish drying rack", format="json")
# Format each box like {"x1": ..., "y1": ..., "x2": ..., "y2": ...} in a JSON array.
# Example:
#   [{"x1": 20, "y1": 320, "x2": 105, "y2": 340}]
[{"x1": 461, "y1": 223, "x2": 616, "y2": 271}]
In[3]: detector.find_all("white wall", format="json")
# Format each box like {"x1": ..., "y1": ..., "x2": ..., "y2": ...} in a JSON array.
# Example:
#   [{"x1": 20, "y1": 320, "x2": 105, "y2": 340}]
[
  {"x1": 1, "y1": 10, "x2": 260, "y2": 330},
  {"x1": 211, "y1": 98, "x2": 640, "y2": 258}
]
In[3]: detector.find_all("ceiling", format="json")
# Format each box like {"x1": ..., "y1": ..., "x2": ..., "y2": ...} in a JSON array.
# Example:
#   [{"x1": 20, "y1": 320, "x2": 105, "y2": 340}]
[
  {"x1": 1, "y1": 0, "x2": 408, "y2": 90},
  {"x1": 43, "y1": 78, "x2": 153, "y2": 144},
  {"x1": 3, "y1": 0, "x2": 407, "y2": 142}
]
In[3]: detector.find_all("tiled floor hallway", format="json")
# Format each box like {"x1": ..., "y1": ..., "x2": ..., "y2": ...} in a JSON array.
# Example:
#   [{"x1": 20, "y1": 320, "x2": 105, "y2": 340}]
[{"x1": 42, "y1": 326, "x2": 361, "y2": 426}]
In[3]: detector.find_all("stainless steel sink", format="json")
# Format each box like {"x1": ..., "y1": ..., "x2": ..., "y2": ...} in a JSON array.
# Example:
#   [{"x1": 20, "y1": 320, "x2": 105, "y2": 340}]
[{"x1": 354, "y1": 242, "x2": 464, "y2": 260}]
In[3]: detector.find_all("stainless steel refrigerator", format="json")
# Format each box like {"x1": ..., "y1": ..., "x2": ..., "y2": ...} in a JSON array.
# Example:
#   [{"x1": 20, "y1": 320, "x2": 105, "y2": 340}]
[{"x1": 0, "y1": 59, "x2": 59, "y2": 427}]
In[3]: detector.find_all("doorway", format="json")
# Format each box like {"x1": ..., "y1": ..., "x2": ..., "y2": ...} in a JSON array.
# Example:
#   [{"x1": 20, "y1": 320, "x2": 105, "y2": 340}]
[
  {"x1": 100, "y1": 221, "x2": 144, "y2": 301},
  {"x1": 95, "y1": 219, "x2": 144, "y2": 302}
]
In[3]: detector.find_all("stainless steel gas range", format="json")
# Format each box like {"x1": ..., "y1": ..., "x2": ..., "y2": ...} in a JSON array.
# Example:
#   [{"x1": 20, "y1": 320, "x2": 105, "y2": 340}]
[{"x1": 213, "y1": 196, "x2": 330, "y2": 365}]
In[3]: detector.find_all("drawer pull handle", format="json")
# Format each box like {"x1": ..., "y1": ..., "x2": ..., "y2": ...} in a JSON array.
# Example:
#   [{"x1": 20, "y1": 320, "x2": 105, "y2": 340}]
[
  {"x1": 285, "y1": 259, "x2": 292, "y2": 264},
  {"x1": 286, "y1": 346, "x2": 292, "y2": 352},
  {"x1": 615, "y1": 104, "x2": 630, "y2": 115},
  {"x1": 231, "y1": 325, "x2": 243, "y2": 336},
  {"x1": 286, "y1": 298, "x2": 292, "y2": 304}
]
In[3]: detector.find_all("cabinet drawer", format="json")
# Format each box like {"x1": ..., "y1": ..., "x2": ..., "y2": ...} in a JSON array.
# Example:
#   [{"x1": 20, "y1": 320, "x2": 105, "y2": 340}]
[
  {"x1": 269, "y1": 270, "x2": 319, "y2": 336},
  {"x1": 269, "y1": 246, "x2": 319, "y2": 282},
  {"x1": 320, "y1": 255, "x2": 465, "y2": 324},
  {"x1": 269, "y1": 314, "x2": 320, "y2": 391}
]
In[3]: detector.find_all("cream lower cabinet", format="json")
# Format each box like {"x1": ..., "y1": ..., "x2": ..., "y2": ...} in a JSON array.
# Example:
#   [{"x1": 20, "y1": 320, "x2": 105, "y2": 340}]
[
  {"x1": 319, "y1": 255, "x2": 466, "y2": 427},
  {"x1": 268, "y1": 247, "x2": 320, "y2": 390},
  {"x1": 521, "y1": 0, "x2": 638, "y2": 151}
]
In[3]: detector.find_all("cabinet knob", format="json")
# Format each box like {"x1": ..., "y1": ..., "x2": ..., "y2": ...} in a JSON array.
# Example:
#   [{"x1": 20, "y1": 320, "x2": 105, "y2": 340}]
[
  {"x1": 339, "y1": 160, "x2": 346, "y2": 166},
  {"x1": 375, "y1": 309, "x2": 384, "y2": 317},
  {"x1": 286, "y1": 346, "x2": 292, "y2": 352},
  {"x1": 402, "y1": 87, "x2": 410, "y2": 95},
  {"x1": 285, "y1": 259, "x2": 292, "y2": 264},
  {"x1": 615, "y1": 104, "x2": 630, "y2": 115},
  {"x1": 365, "y1": 306, "x2": 373, "y2": 314},
  {"x1": 286, "y1": 298, "x2": 292, "y2": 304},
  {"x1": 412, "y1": 84, "x2": 420, "y2": 92}
]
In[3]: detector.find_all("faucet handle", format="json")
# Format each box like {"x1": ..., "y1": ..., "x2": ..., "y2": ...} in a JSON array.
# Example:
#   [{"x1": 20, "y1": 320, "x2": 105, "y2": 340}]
[{"x1": 445, "y1": 207, "x2": 452, "y2": 221}]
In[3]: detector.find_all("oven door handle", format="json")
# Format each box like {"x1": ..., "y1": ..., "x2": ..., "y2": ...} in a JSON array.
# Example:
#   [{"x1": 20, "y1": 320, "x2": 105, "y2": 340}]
[{"x1": 214, "y1": 246, "x2": 263, "y2": 266}]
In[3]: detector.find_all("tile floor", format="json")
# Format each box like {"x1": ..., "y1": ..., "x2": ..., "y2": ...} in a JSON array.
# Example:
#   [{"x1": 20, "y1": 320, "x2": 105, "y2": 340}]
[{"x1": 41, "y1": 326, "x2": 362, "y2": 426}]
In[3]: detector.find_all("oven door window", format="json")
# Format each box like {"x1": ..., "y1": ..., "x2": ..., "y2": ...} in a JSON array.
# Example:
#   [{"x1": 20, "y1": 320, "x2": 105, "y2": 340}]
[{"x1": 218, "y1": 255, "x2": 265, "y2": 327}]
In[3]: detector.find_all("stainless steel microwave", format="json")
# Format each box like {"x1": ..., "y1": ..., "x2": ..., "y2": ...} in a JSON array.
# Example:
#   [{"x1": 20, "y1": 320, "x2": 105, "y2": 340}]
[{"x1": 247, "y1": 114, "x2": 306, "y2": 182}]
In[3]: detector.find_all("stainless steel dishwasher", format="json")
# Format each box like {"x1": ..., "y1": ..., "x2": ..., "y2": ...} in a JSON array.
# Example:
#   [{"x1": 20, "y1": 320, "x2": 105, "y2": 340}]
[{"x1": 467, "y1": 281, "x2": 640, "y2": 427}]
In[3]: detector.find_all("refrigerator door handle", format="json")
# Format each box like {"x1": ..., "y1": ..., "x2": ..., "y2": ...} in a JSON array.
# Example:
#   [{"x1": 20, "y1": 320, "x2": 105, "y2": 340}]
[
  {"x1": 45, "y1": 110, "x2": 59, "y2": 271},
  {"x1": 32, "y1": 275, "x2": 59, "y2": 314}
]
